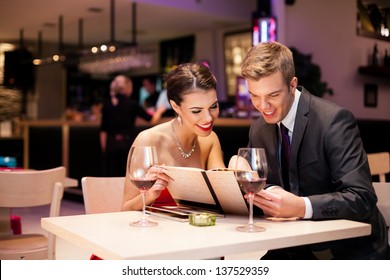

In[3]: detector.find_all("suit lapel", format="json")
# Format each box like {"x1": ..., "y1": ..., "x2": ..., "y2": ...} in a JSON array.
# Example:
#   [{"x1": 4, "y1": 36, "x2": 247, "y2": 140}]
[
  {"x1": 264, "y1": 122, "x2": 283, "y2": 186},
  {"x1": 289, "y1": 88, "x2": 310, "y2": 194}
]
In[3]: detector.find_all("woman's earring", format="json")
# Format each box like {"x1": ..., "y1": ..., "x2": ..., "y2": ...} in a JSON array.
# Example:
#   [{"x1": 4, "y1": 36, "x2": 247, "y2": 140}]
[{"x1": 177, "y1": 115, "x2": 182, "y2": 125}]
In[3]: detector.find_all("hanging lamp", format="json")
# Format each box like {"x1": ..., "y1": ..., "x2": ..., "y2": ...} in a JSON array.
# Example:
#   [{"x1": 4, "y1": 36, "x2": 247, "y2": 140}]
[{"x1": 78, "y1": 0, "x2": 153, "y2": 74}]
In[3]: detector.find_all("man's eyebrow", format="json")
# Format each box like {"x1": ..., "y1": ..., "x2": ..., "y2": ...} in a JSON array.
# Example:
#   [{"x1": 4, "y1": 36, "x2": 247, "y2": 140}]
[{"x1": 249, "y1": 89, "x2": 281, "y2": 96}]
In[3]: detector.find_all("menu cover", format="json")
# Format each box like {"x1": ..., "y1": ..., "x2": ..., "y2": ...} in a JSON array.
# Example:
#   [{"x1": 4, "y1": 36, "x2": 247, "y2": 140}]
[{"x1": 156, "y1": 166, "x2": 249, "y2": 216}]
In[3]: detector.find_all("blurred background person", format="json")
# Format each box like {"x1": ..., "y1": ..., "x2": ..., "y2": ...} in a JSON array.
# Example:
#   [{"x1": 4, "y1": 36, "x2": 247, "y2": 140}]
[
  {"x1": 152, "y1": 88, "x2": 175, "y2": 120},
  {"x1": 100, "y1": 75, "x2": 159, "y2": 177},
  {"x1": 142, "y1": 76, "x2": 161, "y2": 113}
]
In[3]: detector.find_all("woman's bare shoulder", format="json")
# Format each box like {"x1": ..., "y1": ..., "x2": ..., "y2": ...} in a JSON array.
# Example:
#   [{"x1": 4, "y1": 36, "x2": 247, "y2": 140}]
[
  {"x1": 200, "y1": 130, "x2": 221, "y2": 144},
  {"x1": 209, "y1": 130, "x2": 220, "y2": 140},
  {"x1": 133, "y1": 121, "x2": 172, "y2": 145}
]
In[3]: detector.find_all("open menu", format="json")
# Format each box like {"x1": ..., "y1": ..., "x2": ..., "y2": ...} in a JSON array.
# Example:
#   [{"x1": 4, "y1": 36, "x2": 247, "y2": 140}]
[{"x1": 145, "y1": 166, "x2": 249, "y2": 221}]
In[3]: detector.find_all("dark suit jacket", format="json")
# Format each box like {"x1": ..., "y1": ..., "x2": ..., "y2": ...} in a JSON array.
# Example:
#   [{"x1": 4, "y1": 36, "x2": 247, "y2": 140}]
[{"x1": 248, "y1": 87, "x2": 389, "y2": 259}]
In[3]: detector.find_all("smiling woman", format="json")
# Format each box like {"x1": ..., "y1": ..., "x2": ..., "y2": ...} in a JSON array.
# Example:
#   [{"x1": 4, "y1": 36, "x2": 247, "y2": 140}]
[{"x1": 121, "y1": 62, "x2": 226, "y2": 212}]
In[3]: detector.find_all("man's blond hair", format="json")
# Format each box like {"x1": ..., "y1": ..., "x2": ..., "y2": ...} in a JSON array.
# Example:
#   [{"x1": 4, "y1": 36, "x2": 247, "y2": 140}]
[{"x1": 241, "y1": 41, "x2": 295, "y2": 86}]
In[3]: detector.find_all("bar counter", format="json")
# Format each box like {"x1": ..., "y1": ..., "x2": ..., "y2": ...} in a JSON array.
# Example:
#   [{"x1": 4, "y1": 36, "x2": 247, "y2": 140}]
[
  {"x1": 16, "y1": 118, "x2": 252, "y2": 195},
  {"x1": 5, "y1": 117, "x2": 388, "y2": 198}
]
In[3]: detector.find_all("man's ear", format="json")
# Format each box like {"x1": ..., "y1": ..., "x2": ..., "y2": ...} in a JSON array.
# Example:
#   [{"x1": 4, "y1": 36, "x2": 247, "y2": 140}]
[{"x1": 290, "y1": 77, "x2": 298, "y2": 91}]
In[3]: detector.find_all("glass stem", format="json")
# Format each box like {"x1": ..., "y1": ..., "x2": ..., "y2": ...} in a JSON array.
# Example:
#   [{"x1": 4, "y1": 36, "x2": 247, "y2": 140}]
[
  {"x1": 141, "y1": 191, "x2": 146, "y2": 222},
  {"x1": 248, "y1": 193, "x2": 254, "y2": 228}
]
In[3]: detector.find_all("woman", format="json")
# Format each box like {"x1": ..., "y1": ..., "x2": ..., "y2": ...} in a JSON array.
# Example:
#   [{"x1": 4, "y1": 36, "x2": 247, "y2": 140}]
[{"x1": 122, "y1": 62, "x2": 225, "y2": 211}]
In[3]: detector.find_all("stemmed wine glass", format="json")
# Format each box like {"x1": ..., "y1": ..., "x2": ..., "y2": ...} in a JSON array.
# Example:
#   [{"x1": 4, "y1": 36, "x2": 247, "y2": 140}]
[
  {"x1": 234, "y1": 148, "x2": 268, "y2": 232},
  {"x1": 127, "y1": 146, "x2": 159, "y2": 227}
]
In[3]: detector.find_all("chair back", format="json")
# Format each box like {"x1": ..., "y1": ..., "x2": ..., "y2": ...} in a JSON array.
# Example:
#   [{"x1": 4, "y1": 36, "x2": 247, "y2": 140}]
[
  {"x1": 373, "y1": 182, "x2": 390, "y2": 245},
  {"x1": 81, "y1": 177, "x2": 125, "y2": 214},
  {"x1": 367, "y1": 152, "x2": 390, "y2": 182},
  {"x1": 0, "y1": 166, "x2": 66, "y2": 259}
]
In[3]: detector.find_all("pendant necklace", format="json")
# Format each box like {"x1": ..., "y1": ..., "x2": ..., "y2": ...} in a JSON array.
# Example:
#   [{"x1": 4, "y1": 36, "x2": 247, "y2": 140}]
[{"x1": 171, "y1": 120, "x2": 196, "y2": 159}]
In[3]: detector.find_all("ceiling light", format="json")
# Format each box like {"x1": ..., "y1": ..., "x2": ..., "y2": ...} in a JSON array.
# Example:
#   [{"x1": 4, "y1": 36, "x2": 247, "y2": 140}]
[
  {"x1": 33, "y1": 59, "x2": 42, "y2": 65},
  {"x1": 78, "y1": 46, "x2": 153, "y2": 74}
]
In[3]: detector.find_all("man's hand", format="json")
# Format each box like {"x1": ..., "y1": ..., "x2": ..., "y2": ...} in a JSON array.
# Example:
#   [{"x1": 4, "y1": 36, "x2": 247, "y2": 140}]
[{"x1": 249, "y1": 187, "x2": 306, "y2": 218}]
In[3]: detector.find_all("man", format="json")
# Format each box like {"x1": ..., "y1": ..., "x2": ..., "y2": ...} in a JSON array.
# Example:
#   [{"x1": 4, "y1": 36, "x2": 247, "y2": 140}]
[
  {"x1": 142, "y1": 76, "x2": 161, "y2": 111},
  {"x1": 241, "y1": 41, "x2": 389, "y2": 259},
  {"x1": 100, "y1": 75, "x2": 159, "y2": 177}
]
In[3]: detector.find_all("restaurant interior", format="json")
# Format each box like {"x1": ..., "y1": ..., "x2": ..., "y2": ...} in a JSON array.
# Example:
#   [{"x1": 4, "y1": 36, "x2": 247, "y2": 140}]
[{"x1": 0, "y1": 0, "x2": 389, "y2": 260}]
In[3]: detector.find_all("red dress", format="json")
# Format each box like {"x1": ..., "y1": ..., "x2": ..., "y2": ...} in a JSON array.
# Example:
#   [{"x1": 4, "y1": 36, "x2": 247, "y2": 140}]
[{"x1": 150, "y1": 188, "x2": 176, "y2": 207}]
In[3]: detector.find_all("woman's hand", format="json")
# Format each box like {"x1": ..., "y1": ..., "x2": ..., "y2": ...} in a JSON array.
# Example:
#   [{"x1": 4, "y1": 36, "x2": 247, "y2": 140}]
[{"x1": 147, "y1": 165, "x2": 173, "y2": 200}]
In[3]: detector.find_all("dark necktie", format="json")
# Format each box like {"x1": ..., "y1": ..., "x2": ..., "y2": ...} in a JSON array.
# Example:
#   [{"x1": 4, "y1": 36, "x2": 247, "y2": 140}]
[{"x1": 280, "y1": 123, "x2": 291, "y2": 191}]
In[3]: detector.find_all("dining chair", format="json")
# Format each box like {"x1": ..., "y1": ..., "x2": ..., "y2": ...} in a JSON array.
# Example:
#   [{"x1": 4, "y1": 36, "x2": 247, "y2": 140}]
[
  {"x1": 373, "y1": 182, "x2": 390, "y2": 245},
  {"x1": 0, "y1": 166, "x2": 66, "y2": 260},
  {"x1": 81, "y1": 177, "x2": 125, "y2": 214},
  {"x1": 367, "y1": 152, "x2": 390, "y2": 182},
  {"x1": 81, "y1": 176, "x2": 126, "y2": 260}
]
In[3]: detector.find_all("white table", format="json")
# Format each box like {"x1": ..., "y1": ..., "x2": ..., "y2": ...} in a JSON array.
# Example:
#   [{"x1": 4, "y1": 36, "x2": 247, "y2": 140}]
[{"x1": 41, "y1": 211, "x2": 371, "y2": 260}]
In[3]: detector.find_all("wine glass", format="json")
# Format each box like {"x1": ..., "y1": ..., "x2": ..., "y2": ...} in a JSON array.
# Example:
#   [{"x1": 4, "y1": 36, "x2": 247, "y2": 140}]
[
  {"x1": 234, "y1": 148, "x2": 268, "y2": 232},
  {"x1": 127, "y1": 146, "x2": 159, "y2": 227}
]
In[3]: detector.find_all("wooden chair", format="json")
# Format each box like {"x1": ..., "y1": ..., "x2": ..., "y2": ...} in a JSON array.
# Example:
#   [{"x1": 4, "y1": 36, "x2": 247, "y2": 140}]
[
  {"x1": 0, "y1": 166, "x2": 66, "y2": 260},
  {"x1": 367, "y1": 152, "x2": 390, "y2": 182},
  {"x1": 373, "y1": 182, "x2": 390, "y2": 245},
  {"x1": 81, "y1": 177, "x2": 125, "y2": 214},
  {"x1": 81, "y1": 176, "x2": 126, "y2": 260}
]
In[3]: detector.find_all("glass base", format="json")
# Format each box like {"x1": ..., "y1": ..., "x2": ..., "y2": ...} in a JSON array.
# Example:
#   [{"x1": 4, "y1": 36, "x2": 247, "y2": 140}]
[
  {"x1": 130, "y1": 219, "x2": 158, "y2": 227},
  {"x1": 236, "y1": 224, "x2": 265, "y2": 232}
]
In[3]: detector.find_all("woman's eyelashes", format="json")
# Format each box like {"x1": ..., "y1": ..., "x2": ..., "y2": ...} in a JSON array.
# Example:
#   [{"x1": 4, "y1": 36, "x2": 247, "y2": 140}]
[
  {"x1": 191, "y1": 105, "x2": 219, "y2": 114},
  {"x1": 210, "y1": 102, "x2": 219, "y2": 110}
]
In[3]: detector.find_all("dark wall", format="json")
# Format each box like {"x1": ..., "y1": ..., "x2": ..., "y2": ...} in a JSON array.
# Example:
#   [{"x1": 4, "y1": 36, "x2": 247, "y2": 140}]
[
  {"x1": 0, "y1": 138, "x2": 24, "y2": 167},
  {"x1": 3, "y1": 49, "x2": 34, "y2": 88},
  {"x1": 24, "y1": 123, "x2": 249, "y2": 178},
  {"x1": 213, "y1": 126, "x2": 249, "y2": 165},
  {"x1": 68, "y1": 126, "x2": 103, "y2": 180},
  {"x1": 29, "y1": 126, "x2": 62, "y2": 170},
  {"x1": 357, "y1": 120, "x2": 390, "y2": 153}
]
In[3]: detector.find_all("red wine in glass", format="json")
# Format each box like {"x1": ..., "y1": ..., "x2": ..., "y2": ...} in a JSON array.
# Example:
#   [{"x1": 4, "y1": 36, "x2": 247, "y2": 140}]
[
  {"x1": 131, "y1": 179, "x2": 157, "y2": 192},
  {"x1": 234, "y1": 148, "x2": 268, "y2": 232},
  {"x1": 236, "y1": 177, "x2": 266, "y2": 194},
  {"x1": 127, "y1": 146, "x2": 159, "y2": 227}
]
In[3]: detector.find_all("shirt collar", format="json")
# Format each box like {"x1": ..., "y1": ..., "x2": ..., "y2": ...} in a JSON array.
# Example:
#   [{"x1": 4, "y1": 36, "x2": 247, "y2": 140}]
[{"x1": 280, "y1": 88, "x2": 301, "y2": 133}]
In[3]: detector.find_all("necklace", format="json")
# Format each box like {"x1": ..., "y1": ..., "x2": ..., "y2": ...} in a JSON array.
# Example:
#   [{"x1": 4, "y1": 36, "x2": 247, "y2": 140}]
[{"x1": 171, "y1": 120, "x2": 196, "y2": 159}]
